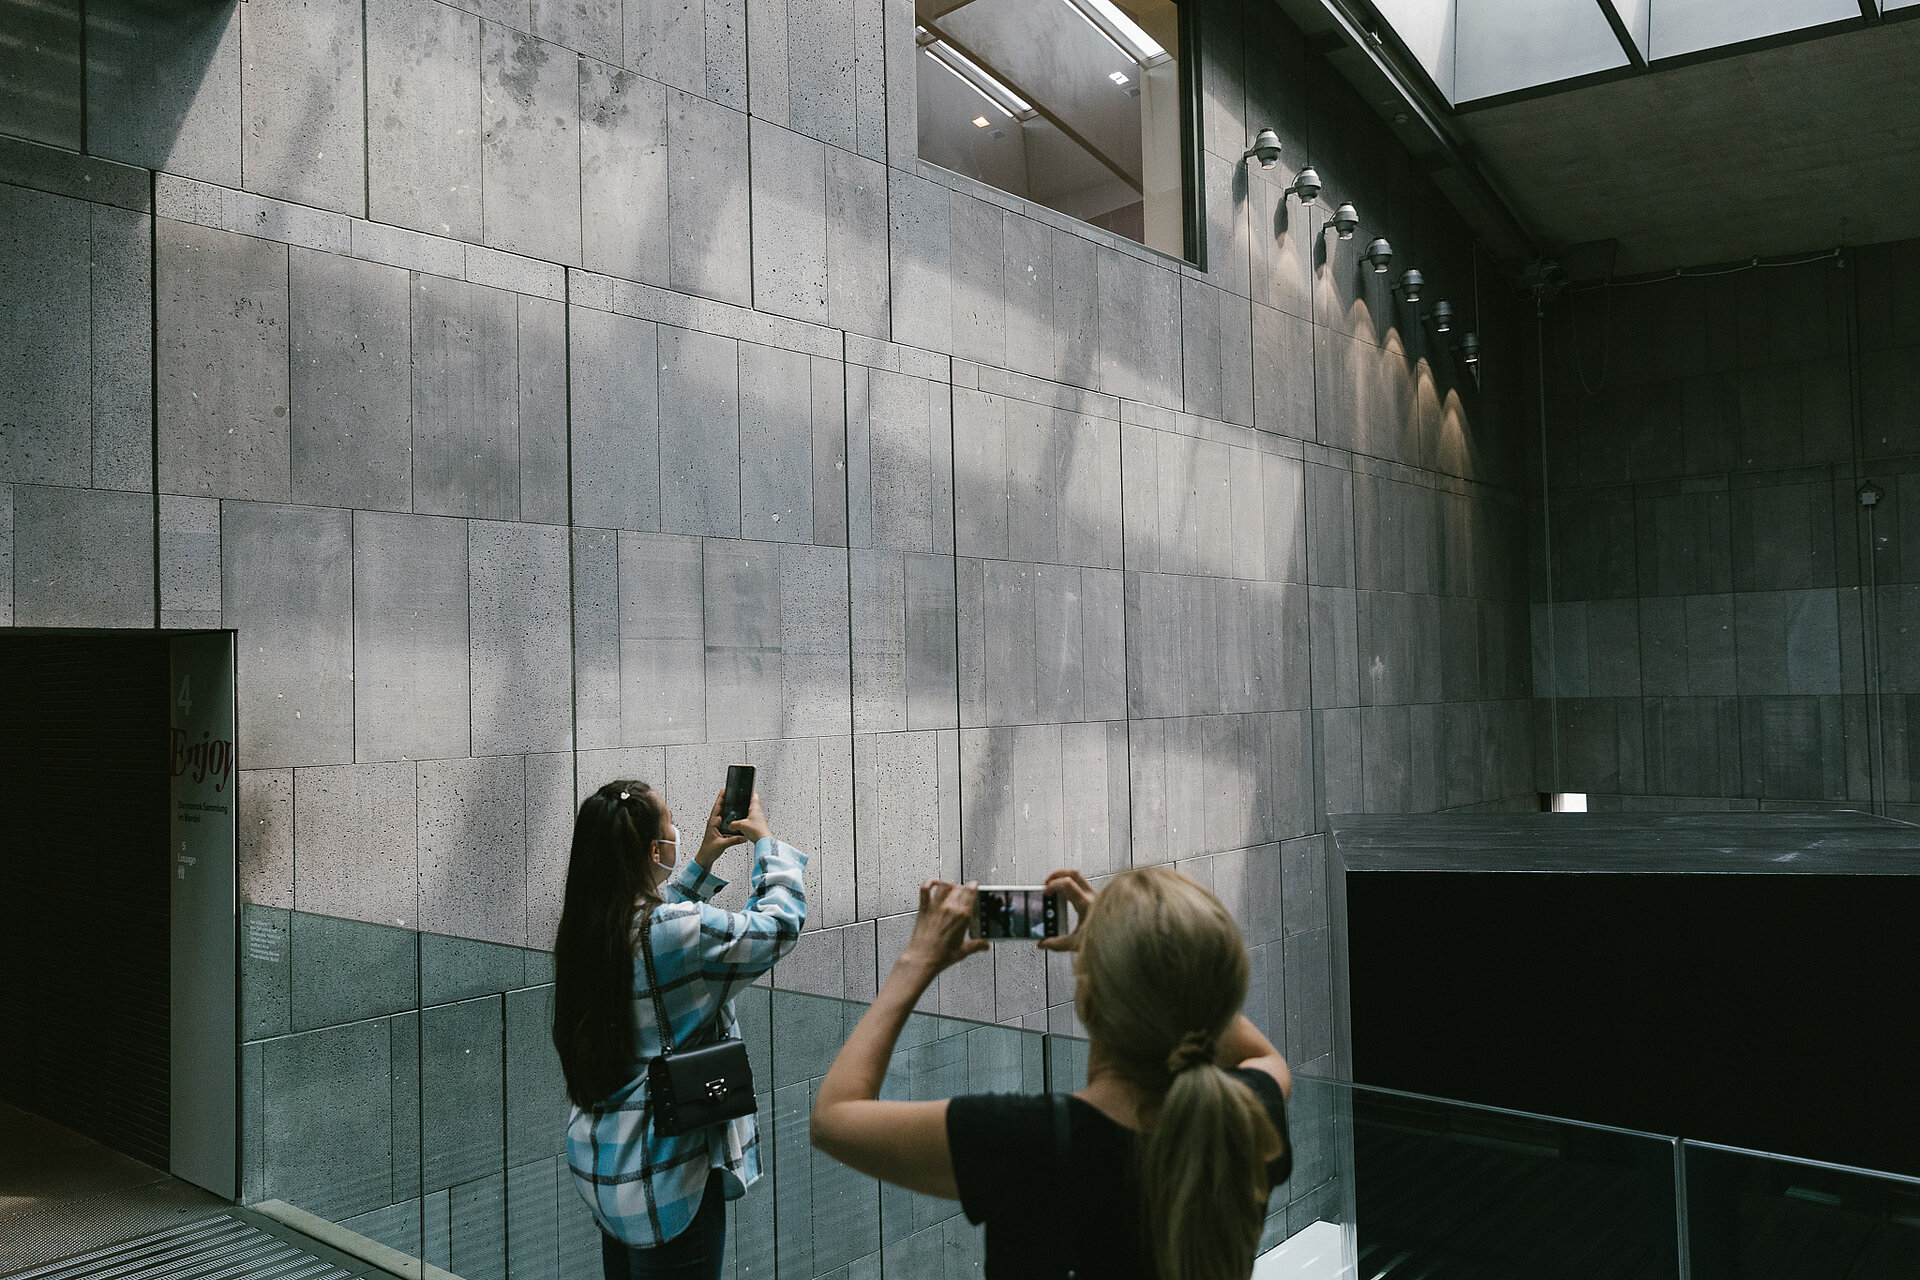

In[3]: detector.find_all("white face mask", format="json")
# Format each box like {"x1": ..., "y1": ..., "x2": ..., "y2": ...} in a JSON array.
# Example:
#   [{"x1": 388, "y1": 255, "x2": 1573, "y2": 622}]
[{"x1": 653, "y1": 823, "x2": 680, "y2": 867}]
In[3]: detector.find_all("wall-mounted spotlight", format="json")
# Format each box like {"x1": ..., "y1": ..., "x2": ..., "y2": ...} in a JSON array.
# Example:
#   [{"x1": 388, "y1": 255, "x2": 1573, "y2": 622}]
[
  {"x1": 1456, "y1": 331, "x2": 1481, "y2": 386},
  {"x1": 1280, "y1": 166, "x2": 1321, "y2": 204},
  {"x1": 1328, "y1": 203, "x2": 1359, "y2": 240},
  {"x1": 1426, "y1": 300, "x2": 1454, "y2": 333},
  {"x1": 1398, "y1": 268, "x2": 1424, "y2": 303},
  {"x1": 1242, "y1": 128, "x2": 1282, "y2": 169},
  {"x1": 1362, "y1": 238, "x2": 1393, "y2": 273}
]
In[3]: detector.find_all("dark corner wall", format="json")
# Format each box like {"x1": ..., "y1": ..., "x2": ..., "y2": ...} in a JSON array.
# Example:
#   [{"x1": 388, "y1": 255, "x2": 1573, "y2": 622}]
[
  {"x1": 1531, "y1": 245, "x2": 1919, "y2": 820},
  {"x1": 0, "y1": 634, "x2": 173, "y2": 1166}
]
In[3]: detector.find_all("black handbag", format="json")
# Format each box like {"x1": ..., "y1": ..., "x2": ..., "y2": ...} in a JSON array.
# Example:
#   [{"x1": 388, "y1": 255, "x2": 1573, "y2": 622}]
[{"x1": 639, "y1": 910, "x2": 758, "y2": 1137}]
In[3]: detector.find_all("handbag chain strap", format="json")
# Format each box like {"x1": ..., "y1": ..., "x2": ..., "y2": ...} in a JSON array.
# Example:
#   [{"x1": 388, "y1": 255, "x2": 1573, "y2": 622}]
[{"x1": 638, "y1": 909, "x2": 677, "y2": 1059}]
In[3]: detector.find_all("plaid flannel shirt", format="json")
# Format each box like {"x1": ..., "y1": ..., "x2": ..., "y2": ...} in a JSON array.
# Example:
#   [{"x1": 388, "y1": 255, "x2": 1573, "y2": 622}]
[{"x1": 566, "y1": 837, "x2": 808, "y2": 1247}]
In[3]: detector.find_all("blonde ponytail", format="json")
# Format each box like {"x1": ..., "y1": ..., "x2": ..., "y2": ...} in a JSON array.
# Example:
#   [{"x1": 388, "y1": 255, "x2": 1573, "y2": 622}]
[{"x1": 1076, "y1": 868, "x2": 1280, "y2": 1280}]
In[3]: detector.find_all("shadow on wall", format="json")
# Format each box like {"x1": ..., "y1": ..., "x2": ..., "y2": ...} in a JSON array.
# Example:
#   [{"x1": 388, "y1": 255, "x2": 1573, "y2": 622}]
[{"x1": 83, "y1": 2, "x2": 239, "y2": 175}]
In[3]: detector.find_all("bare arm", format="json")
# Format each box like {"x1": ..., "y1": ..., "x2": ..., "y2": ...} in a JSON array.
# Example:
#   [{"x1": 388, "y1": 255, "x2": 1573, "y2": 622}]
[
  {"x1": 1218, "y1": 1013, "x2": 1291, "y2": 1102},
  {"x1": 810, "y1": 880, "x2": 989, "y2": 1199}
]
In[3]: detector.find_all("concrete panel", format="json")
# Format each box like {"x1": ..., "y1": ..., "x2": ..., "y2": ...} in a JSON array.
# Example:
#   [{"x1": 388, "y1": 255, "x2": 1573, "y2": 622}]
[
  {"x1": 888, "y1": 170, "x2": 951, "y2": 354},
  {"x1": 157, "y1": 220, "x2": 291, "y2": 501},
  {"x1": 354, "y1": 511, "x2": 472, "y2": 762},
  {"x1": 420, "y1": 754, "x2": 530, "y2": 946},
  {"x1": 482, "y1": 22, "x2": 582, "y2": 264},
  {"x1": 980, "y1": 560, "x2": 1038, "y2": 726},
  {"x1": 470, "y1": 522, "x2": 573, "y2": 755},
  {"x1": 516, "y1": 296, "x2": 569, "y2": 524},
  {"x1": 904, "y1": 552, "x2": 959, "y2": 730},
  {"x1": 159, "y1": 494, "x2": 221, "y2": 629},
  {"x1": 953, "y1": 390, "x2": 1009, "y2": 561},
  {"x1": 224, "y1": 502, "x2": 354, "y2": 767},
  {"x1": 288, "y1": 248, "x2": 412, "y2": 511},
  {"x1": 289, "y1": 912, "x2": 418, "y2": 1032},
  {"x1": 261, "y1": 1021, "x2": 392, "y2": 1220},
  {"x1": 787, "y1": 0, "x2": 858, "y2": 150},
  {"x1": 88, "y1": 204, "x2": 155, "y2": 493},
  {"x1": 851, "y1": 550, "x2": 907, "y2": 733},
  {"x1": 827, "y1": 147, "x2": 891, "y2": 340},
  {"x1": 412, "y1": 275, "x2": 521, "y2": 521},
  {"x1": 619, "y1": 531, "x2": 707, "y2": 744},
  {"x1": 569, "y1": 528, "x2": 620, "y2": 749},
  {"x1": 745, "y1": 734, "x2": 857, "y2": 928},
  {"x1": 0, "y1": 185, "x2": 89, "y2": 487},
  {"x1": 750, "y1": 119, "x2": 829, "y2": 322},
  {"x1": 0, "y1": 0, "x2": 81, "y2": 150},
  {"x1": 87, "y1": 0, "x2": 241, "y2": 185},
  {"x1": 854, "y1": 730, "x2": 959, "y2": 918},
  {"x1": 1181, "y1": 277, "x2": 1224, "y2": 421},
  {"x1": 422, "y1": 997, "x2": 506, "y2": 1192},
  {"x1": 668, "y1": 90, "x2": 752, "y2": 304},
  {"x1": 523, "y1": 752, "x2": 576, "y2": 947},
  {"x1": 580, "y1": 61, "x2": 670, "y2": 285},
  {"x1": 812, "y1": 355, "x2": 851, "y2": 547},
  {"x1": 293, "y1": 760, "x2": 419, "y2": 926},
  {"x1": 368, "y1": 0, "x2": 483, "y2": 240},
  {"x1": 241, "y1": 0, "x2": 366, "y2": 215},
  {"x1": 531, "y1": 0, "x2": 619, "y2": 60},
  {"x1": 704, "y1": 539, "x2": 784, "y2": 742},
  {"x1": 739, "y1": 342, "x2": 817, "y2": 542},
  {"x1": 779, "y1": 541, "x2": 853, "y2": 737},
  {"x1": 949, "y1": 194, "x2": 1005, "y2": 370},
  {"x1": 1097, "y1": 249, "x2": 1182, "y2": 408},
  {"x1": 1034, "y1": 565, "x2": 1086, "y2": 724},
  {"x1": 624, "y1": 0, "x2": 704, "y2": 93},
  {"x1": 862, "y1": 369, "x2": 948, "y2": 553},
  {"x1": 10, "y1": 485, "x2": 151, "y2": 628},
  {"x1": 241, "y1": 905, "x2": 291, "y2": 1041},
  {"x1": 1052, "y1": 229, "x2": 1100, "y2": 392},
  {"x1": 239, "y1": 769, "x2": 295, "y2": 909},
  {"x1": 659, "y1": 326, "x2": 741, "y2": 537},
  {"x1": 1252, "y1": 302, "x2": 1315, "y2": 440},
  {"x1": 569, "y1": 308, "x2": 659, "y2": 531}
]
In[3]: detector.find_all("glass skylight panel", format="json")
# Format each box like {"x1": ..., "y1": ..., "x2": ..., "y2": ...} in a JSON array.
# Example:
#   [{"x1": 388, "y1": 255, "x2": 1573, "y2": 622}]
[
  {"x1": 1069, "y1": 0, "x2": 1169, "y2": 63},
  {"x1": 1374, "y1": 0, "x2": 1457, "y2": 103},
  {"x1": 1453, "y1": 0, "x2": 1629, "y2": 102},
  {"x1": 1648, "y1": 0, "x2": 1860, "y2": 60}
]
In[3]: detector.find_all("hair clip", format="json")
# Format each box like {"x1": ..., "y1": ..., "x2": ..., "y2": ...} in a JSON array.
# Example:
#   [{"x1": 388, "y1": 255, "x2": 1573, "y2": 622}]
[{"x1": 618, "y1": 790, "x2": 631, "y2": 801}]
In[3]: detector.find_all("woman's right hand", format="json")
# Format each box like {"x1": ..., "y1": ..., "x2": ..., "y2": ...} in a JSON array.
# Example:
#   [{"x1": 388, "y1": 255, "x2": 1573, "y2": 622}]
[
  {"x1": 728, "y1": 791, "x2": 772, "y2": 845},
  {"x1": 1038, "y1": 869, "x2": 1096, "y2": 952}
]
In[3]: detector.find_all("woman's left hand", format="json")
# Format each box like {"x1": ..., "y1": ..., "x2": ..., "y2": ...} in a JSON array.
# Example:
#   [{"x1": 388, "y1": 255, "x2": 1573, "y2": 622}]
[
  {"x1": 900, "y1": 880, "x2": 988, "y2": 976},
  {"x1": 695, "y1": 789, "x2": 751, "y2": 866}
]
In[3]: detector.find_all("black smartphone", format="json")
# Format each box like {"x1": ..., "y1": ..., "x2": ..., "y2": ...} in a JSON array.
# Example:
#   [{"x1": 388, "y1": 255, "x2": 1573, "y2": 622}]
[
  {"x1": 968, "y1": 886, "x2": 1065, "y2": 942},
  {"x1": 720, "y1": 765, "x2": 755, "y2": 836}
]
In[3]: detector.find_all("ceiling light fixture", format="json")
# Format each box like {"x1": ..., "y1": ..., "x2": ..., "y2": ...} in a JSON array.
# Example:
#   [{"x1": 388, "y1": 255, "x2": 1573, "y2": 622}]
[
  {"x1": 1109, "y1": 70, "x2": 1130, "y2": 85},
  {"x1": 1456, "y1": 332, "x2": 1480, "y2": 366},
  {"x1": 1363, "y1": 237, "x2": 1393, "y2": 273},
  {"x1": 1329, "y1": 203, "x2": 1359, "y2": 240},
  {"x1": 1242, "y1": 128, "x2": 1282, "y2": 170},
  {"x1": 973, "y1": 116, "x2": 990, "y2": 128},
  {"x1": 1280, "y1": 166, "x2": 1320, "y2": 204},
  {"x1": 1398, "y1": 268, "x2": 1424, "y2": 303},
  {"x1": 1427, "y1": 300, "x2": 1454, "y2": 333}
]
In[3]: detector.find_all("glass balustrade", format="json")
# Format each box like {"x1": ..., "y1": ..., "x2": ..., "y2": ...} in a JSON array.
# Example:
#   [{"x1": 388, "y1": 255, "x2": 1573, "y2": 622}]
[{"x1": 236, "y1": 918, "x2": 1920, "y2": 1280}]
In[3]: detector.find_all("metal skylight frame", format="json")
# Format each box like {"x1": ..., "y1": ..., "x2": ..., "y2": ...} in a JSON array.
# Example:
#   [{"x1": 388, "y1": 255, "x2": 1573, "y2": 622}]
[
  {"x1": 916, "y1": 26, "x2": 1037, "y2": 119},
  {"x1": 1063, "y1": 0, "x2": 1173, "y2": 66}
]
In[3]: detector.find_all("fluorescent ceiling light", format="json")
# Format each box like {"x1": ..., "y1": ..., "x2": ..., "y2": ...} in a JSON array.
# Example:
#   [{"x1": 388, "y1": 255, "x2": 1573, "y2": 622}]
[
  {"x1": 1109, "y1": 70, "x2": 1130, "y2": 85},
  {"x1": 973, "y1": 115, "x2": 990, "y2": 128},
  {"x1": 1065, "y1": 0, "x2": 1167, "y2": 63},
  {"x1": 922, "y1": 40, "x2": 1033, "y2": 117}
]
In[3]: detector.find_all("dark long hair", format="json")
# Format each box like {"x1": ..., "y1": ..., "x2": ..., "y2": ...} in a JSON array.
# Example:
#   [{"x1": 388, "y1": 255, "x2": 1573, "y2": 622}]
[{"x1": 552, "y1": 780, "x2": 668, "y2": 1109}]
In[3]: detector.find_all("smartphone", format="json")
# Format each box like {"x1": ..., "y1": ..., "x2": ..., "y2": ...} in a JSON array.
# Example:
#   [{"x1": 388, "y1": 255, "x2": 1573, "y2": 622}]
[
  {"x1": 719, "y1": 765, "x2": 755, "y2": 836},
  {"x1": 969, "y1": 886, "x2": 1065, "y2": 942}
]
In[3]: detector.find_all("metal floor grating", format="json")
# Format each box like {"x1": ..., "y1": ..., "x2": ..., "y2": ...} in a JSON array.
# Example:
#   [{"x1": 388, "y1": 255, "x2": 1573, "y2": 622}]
[{"x1": 1, "y1": 1212, "x2": 388, "y2": 1280}]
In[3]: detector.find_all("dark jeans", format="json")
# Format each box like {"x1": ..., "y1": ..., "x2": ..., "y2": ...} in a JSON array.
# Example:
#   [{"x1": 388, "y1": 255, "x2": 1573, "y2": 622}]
[{"x1": 600, "y1": 1170, "x2": 728, "y2": 1280}]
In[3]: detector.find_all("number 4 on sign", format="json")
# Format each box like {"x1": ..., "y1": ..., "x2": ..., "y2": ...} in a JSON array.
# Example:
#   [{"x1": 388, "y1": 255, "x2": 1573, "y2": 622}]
[{"x1": 176, "y1": 676, "x2": 192, "y2": 717}]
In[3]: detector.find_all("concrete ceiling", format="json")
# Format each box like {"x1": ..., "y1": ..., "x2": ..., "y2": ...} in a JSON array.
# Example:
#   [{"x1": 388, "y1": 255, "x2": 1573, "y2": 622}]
[{"x1": 1450, "y1": 18, "x2": 1920, "y2": 275}]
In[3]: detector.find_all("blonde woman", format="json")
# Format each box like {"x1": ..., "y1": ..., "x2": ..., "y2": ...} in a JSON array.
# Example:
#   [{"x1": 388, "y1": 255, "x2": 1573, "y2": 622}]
[{"x1": 811, "y1": 868, "x2": 1291, "y2": 1280}]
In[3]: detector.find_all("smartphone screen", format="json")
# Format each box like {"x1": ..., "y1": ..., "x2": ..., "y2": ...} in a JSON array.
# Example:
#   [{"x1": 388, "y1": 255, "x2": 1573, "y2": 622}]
[
  {"x1": 973, "y1": 887, "x2": 1063, "y2": 941},
  {"x1": 720, "y1": 764, "x2": 755, "y2": 835}
]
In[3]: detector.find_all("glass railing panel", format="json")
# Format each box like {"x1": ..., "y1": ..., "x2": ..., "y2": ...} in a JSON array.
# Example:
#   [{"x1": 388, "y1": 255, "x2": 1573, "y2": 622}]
[
  {"x1": 1681, "y1": 1140, "x2": 1920, "y2": 1280},
  {"x1": 1337, "y1": 1079, "x2": 1682, "y2": 1280}
]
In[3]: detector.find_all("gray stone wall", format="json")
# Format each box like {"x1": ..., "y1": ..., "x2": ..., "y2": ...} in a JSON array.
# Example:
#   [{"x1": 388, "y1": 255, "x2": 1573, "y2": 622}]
[
  {"x1": 1533, "y1": 249, "x2": 1918, "y2": 819},
  {"x1": 1, "y1": 0, "x2": 1536, "y2": 1254}
]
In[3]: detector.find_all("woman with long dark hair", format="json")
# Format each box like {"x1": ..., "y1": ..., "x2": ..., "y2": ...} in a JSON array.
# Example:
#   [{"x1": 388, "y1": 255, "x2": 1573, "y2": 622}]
[
  {"x1": 810, "y1": 867, "x2": 1290, "y2": 1280},
  {"x1": 553, "y1": 779, "x2": 806, "y2": 1280}
]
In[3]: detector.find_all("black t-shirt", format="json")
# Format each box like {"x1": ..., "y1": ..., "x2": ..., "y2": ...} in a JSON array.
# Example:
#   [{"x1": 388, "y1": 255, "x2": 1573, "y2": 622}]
[{"x1": 946, "y1": 1068, "x2": 1292, "y2": 1279}]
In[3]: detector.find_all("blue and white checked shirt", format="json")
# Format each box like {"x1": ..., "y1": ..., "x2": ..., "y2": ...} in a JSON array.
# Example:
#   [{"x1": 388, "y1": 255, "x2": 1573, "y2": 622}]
[{"x1": 566, "y1": 838, "x2": 808, "y2": 1246}]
